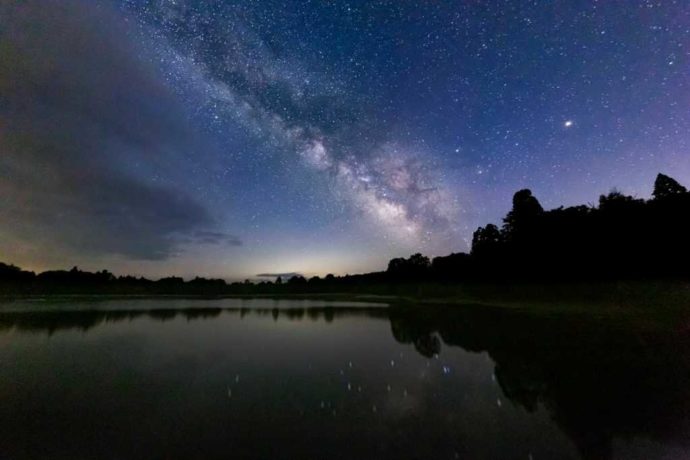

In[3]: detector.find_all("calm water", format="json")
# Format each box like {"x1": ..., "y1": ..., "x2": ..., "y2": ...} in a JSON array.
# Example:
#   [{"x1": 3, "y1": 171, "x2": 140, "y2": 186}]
[{"x1": 1, "y1": 298, "x2": 689, "y2": 460}]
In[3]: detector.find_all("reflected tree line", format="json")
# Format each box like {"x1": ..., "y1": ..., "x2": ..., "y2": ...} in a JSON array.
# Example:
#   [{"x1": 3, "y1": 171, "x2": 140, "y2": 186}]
[
  {"x1": 2, "y1": 304, "x2": 689, "y2": 459},
  {"x1": 2, "y1": 173, "x2": 690, "y2": 295},
  {"x1": 389, "y1": 306, "x2": 690, "y2": 460},
  {"x1": 0, "y1": 307, "x2": 388, "y2": 334}
]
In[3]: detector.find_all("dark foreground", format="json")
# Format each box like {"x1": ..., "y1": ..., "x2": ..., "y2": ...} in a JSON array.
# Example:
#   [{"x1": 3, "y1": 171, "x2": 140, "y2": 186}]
[{"x1": 1, "y1": 298, "x2": 689, "y2": 460}]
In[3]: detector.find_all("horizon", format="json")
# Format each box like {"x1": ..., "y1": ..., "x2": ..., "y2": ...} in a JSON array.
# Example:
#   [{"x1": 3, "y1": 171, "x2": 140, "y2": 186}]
[
  {"x1": 2, "y1": 1, "x2": 688, "y2": 279},
  {"x1": 3, "y1": 171, "x2": 683, "y2": 283}
]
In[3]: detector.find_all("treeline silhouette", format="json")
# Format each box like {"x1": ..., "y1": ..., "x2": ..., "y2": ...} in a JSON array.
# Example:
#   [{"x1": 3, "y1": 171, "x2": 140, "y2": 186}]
[
  {"x1": 387, "y1": 172, "x2": 690, "y2": 282},
  {"x1": 2, "y1": 173, "x2": 689, "y2": 295}
]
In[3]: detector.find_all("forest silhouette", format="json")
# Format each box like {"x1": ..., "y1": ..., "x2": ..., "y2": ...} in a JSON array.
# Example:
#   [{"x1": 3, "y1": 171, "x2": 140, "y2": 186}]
[{"x1": 2, "y1": 173, "x2": 689, "y2": 295}]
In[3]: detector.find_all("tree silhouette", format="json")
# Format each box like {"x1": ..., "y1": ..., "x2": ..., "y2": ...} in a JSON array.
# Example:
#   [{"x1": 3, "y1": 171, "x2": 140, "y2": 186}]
[
  {"x1": 471, "y1": 223, "x2": 502, "y2": 258},
  {"x1": 503, "y1": 189, "x2": 544, "y2": 234},
  {"x1": 288, "y1": 275, "x2": 307, "y2": 285},
  {"x1": 653, "y1": 173, "x2": 687, "y2": 199},
  {"x1": 387, "y1": 253, "x2": 431, "y2": 280},
  {"x1": 597, "y1": 189, "x2": 643, "y2": 213}
]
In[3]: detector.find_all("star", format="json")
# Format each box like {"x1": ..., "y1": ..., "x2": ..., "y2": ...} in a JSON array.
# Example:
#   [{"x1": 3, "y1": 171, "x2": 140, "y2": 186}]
[{"x1": 2, "y1": 0, "x2": 686, "y2": 279}]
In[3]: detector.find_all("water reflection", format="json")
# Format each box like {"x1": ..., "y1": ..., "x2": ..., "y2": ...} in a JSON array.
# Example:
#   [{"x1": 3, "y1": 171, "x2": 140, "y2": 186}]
[
  {"x1": 0, "y1": 303, "x2": 688, "y2": 459},
  {"x1": 389, "y1": 306, "x2": 690, "y2": 460},
  {"x1": 0, "y1": 306, "x2": 388, "y2": 333}
]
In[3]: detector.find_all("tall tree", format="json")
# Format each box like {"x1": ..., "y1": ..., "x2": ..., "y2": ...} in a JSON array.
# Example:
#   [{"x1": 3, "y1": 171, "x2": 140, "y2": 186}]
[{"x1": 653, "y1": 173, "x2": 687, "y2": 199}]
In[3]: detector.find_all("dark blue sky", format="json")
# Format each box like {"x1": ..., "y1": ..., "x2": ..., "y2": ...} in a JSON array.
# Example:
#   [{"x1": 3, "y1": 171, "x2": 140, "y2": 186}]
[{"x1": 1, "y1": 0, "x2": 688, "y2": 279}]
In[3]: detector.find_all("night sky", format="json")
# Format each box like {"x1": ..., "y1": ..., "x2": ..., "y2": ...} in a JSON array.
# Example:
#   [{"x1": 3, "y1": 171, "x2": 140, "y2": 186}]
[{"x1": 1, "y1": 0, "x2": 688, "y2": 280}]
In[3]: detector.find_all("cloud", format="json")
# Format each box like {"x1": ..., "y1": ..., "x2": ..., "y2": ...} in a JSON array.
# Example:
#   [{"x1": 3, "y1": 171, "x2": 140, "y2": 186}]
[
  {"x1": 0, "y1": 0, "x2": 230, "y2": 261},
  {"x1": 256, "y1": 273, "x2": 303, "y2": 279},
  {"x1": 190, "y1": 231, "x2": 243, "y2": 247}
]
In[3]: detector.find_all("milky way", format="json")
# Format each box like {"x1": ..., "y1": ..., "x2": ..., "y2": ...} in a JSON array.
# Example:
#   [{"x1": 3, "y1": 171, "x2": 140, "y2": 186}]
[
  {"x1": 125, "y1": 0, "x2": 460, "y2": 244},
  {"x1": 0, "y1": 0, "x2": 688, "y2": 278}
]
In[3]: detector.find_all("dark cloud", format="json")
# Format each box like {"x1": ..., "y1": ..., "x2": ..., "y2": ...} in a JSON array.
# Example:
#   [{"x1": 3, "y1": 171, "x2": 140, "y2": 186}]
[
  {"x1": 0, "y1": 0, "x2": 230, "y2": 260},
  {"x1": 191, "y1": 231, "x2": 242, "y2": 247},
  {"x1": 256, "y1": 273, "x2": 303, "y2": 279}
]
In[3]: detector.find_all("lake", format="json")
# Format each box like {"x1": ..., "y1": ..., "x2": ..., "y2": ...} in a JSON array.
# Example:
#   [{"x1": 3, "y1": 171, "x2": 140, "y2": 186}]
[{"x1": 1, "y1": 298, "x2": 689, "y2": 459}]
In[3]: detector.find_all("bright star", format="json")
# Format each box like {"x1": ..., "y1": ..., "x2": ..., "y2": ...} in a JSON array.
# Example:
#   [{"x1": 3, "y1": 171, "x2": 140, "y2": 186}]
[{"x1": 564, "y1": 120, "x2": 574, "y2": 128}]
